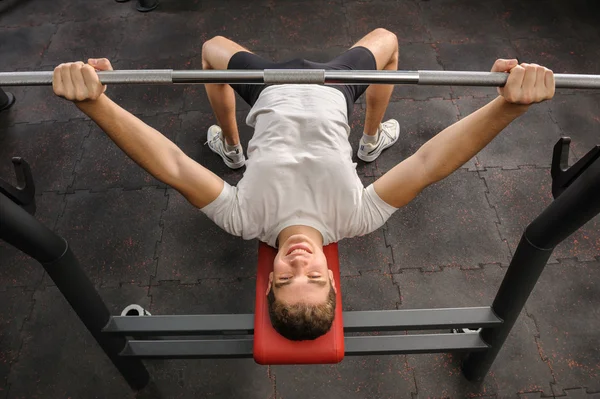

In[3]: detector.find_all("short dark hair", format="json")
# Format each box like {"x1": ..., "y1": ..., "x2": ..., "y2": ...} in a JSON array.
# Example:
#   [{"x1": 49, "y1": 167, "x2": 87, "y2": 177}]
[{"x1": 267, "y1": 284, "x2": 336, "y2": 341}]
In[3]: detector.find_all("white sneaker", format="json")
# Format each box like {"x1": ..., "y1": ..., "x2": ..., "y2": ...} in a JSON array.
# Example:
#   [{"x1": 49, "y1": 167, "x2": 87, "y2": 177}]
[
  {"x1": 357, "y1": 119, "x2": 400, "y2": 162},
  {"x1": 205, "y1": 125, "x2": 245, "y2": 169}
]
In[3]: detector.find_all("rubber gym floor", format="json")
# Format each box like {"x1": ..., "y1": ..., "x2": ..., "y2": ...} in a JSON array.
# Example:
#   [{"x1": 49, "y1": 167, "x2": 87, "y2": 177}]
[{"x1": 1, "y1": 0, "x2": 599, "y2": 398}]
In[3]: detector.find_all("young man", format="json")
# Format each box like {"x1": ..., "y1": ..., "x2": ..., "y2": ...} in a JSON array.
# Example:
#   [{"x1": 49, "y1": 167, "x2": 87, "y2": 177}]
[{"x1": 53, "y1": 28, "x2": 555, "y2": 341}]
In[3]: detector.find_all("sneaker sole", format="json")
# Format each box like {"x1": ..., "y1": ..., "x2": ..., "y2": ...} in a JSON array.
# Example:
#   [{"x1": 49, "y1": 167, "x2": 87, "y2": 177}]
[
  {"x1": 357, "y1": 121, "x2": 400, "y2": 162},
  {"x1": 209, "y1": 145, "x2": 245, "y2": 169}
]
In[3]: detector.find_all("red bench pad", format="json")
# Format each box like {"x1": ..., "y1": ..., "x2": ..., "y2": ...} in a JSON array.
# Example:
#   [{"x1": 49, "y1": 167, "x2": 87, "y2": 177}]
[{"x1": 253, "y1": 242, "x2": 344, "y2": 365}]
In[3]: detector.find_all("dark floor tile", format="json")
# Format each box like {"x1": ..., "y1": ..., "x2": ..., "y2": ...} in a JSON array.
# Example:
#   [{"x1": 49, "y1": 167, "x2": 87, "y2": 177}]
[
  {"x1": 115, "y1": 13, "x2": 204, "y2": 63},
  {"x1": 0, "y1": 86, "x2": 84, "y2": 125},
  {"x1": 40, "y1": 18, "x2": 125, "y2": 67},
  {"x1": 513, "y1": 38, "x2": 600, "y2": 76},
  {"x1": 386, "y1": 169, "x2": 509, "y2": 271},
  {"x1": 63, "y1": 0, "x2": 137, "y2": 21},
  {"x1": 435, "y1": 40, "x2": 519, "y2": 98},
  {"x1": 54, "y1": 189, "x2": 167, "y2": 286},
  {"x1": 0, "y1": 120, "x2": 90, "y2": 193},
  {"x1": 142, "y1": 281, "x2": 272, "y2": 399},
  {"x1": 481, "y1": 168, "x2": 600, "y2": 262},
  {"x1": 419, "y1": 0, "x2": 507, "y2": 44},
  {"x1": 107, "y1": 59, "x2": 187, "y2": 117},
  {"x1": 526, "y1": 259, "x2": 600, "y2": 396},
  {"x1": 273, "y1": 355, "x2": 415, "y2": 399},
  {"x1": 269, "y1": 1, "x2": 351, "y2": 49},
  {"x1": 454, "y1": 98, "x2": 564, "y2": 169},
  {"x1": 395, "y1": 43, "x2": 451, "y2": 101},
  {"x1": 141, "y1": 359, "x2": 273, "y2": 399},
  {"x1": 0, "y1": 192, "x2": 64, "y2": 289},
  {"x1": 155, "y1": 189, "x2": 257, "y2": 283},
  {"x1": 149, "y1": 279, "x2": 254, "y2": 316},
  {"x1": 498, "y1": 0, "x2": 577, "y2": 40},
  {"x1": 338, "y1": 230, "x2": 392, "y2": 277},
  {"x1": 556, "y1": 388, "x2": 600, "y2": 399},
  {"x1": 547, "y1": 93, "x2": 600, "y2": 159},
  {"x1": 0, "y1": 0, "x2": 69, "y2": 27},
  {"x1": 73, "y1": 113, "x2": 180, "y2": 191},
  {"x1": 0, "y1": 24, "x2": 56, "y2": 71},
  {"x1": 341, "y1": 271, "x2": 399, "y2": 310},
  {"x1": 394, "y1": 266, "x2": 554, "y2": 398},
  {"x1": 0, "y1": 288, "x2": 34, "y2": 395},
  {"x1": 6, "y1": 285, "x2": 147, "y2": 399},
  {"x1": 191, "y1": 3, "x2": 273, "y2": 49},
  {"x1": 511, "y1": 0, "x2": 600, "y2": 43},
  {"x1": 346, "y1": 1, "x2": 430, "y2": 43}
]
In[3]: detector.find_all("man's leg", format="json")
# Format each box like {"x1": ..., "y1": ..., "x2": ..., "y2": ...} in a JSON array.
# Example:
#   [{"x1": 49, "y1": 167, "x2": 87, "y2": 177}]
[
  {"x1": 201, "y1": 36, "x2": 251, "y2": 146},
  {"x1": 350, "y1": 28, "x2": 399, "y2": 136}
]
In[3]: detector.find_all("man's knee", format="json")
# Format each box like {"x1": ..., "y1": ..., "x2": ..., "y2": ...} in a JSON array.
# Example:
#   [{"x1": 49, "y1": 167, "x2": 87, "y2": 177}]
[
  {"x1": 202, "y1": 36, "x2": 227, "y2": 69},
  {"x1": 371, "y1": 28, "x2": 398, "y2": 67},
  {"x1": 372, "y1": 28, "x2": 398, "y2": 45}
]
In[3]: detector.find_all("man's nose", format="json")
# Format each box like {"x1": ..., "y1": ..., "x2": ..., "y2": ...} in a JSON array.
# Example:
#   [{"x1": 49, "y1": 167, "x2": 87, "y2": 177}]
[{"x1": 290, "y1": 256, "x2": 309, "y2": 267}]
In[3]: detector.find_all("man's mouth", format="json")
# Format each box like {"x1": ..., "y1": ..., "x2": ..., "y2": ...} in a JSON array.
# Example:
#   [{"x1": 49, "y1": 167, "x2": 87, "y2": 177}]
[{"x1": 286, "y1": 244, "x2": 312, "y2": 256}]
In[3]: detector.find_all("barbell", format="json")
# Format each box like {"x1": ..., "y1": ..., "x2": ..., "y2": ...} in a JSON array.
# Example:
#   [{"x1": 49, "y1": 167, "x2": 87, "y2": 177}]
[{"x1": 0, "y1": 69, "x2": 599, "y2": 89}]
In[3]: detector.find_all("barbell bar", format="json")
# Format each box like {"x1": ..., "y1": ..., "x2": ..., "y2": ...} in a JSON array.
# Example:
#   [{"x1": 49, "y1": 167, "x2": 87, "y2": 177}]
[{"x1": 1, "y1": 69, "x2": 599, "y2": 89}]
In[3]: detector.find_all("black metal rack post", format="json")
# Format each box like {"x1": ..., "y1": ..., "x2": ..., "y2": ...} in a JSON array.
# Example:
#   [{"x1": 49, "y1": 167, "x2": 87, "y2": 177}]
[
  {"x1": 462, "y1": 140, "x2": 600, "y2": 381},
  {"x1": 0, "y1": 193, "x2": 150, "y2": 390}
]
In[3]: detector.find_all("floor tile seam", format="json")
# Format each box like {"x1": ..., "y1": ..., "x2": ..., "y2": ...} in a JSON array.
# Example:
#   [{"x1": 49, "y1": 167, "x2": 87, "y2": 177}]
[
  {"x1": 413, "y1": 0, "x2": 436, "y2": 45},
  {"x1": 153, "y1": 276, "x2": 258, "y2": 285},
  {"x1": 552, "y1": 256, "x2": 600, "y2": 265},
  {"x1": 554, "y1": 387, "x2": 600, "y2": 397},
  {"x1": 33, "y1": 24, "x2": 61, "y2": 70},
  {"x1": 339, "y1": 0, "x2": 351, "y2": 48},
  {"x1": 268, "y1": 364, "x2": 277, "y2": 399},
  {"x1": 0, "y1": 116, "x2": 89, "y2": 130},
  {"x1": 525, "y1": 305, "x2": 560, "y2": 392},
  {"x1": 476, "y1": 168, "x2": 513, "y2": 265},
  {"x1": 67, "y1": 121, "x2": 94, "y2": 193},
  {"x1": 57, "y1": 185, "x2": 166, "y2": 195},
  {"x1": 150, "y1": 188, "x2": 170, "y2": 285},
  {"x1": 2, "y1": 288, "x2": 38, "y2": 399},
  {"x1": 29, "y1": 184, "x2": 165, "y2": 196},
  {"x1": 0, "y1": 12, "x2": 130, "y2": 29},
  {"x1": 393, "y1": 261, "x2": 506, "y2": 274}
]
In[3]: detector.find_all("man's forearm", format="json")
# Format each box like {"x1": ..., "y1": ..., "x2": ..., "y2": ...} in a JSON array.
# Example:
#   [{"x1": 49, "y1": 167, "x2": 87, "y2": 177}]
[
  {"x1": 76, "y1": 94, "x2": 183, "y2": 183},
  {"x1": 418, "y1": 96, "x2": 529, "y2": 183}
]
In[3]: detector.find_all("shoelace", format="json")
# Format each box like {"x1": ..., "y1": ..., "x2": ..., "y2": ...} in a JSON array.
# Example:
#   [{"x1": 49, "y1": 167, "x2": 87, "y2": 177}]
[
  {"x1": 204, "y1": 133, "x2": 223, "y2": 147},
  {"x1": 379, "y1": 123, "x2": 396, "y2": 141}
]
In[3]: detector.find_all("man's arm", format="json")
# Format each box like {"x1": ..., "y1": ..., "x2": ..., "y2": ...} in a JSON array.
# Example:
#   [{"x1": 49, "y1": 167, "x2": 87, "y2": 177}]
[
  {"x1": 54, "y1": 59, "x2": 223, "y2": 209},
  {"x1": 373, "y1": 59, "x2": 555, "y2": 208}
]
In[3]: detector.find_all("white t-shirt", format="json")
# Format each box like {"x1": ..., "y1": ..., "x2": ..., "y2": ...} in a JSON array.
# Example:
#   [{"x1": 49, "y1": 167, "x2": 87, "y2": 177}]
[{"x1": 201, "y1": 84, "x2": 398, "y2": 247}]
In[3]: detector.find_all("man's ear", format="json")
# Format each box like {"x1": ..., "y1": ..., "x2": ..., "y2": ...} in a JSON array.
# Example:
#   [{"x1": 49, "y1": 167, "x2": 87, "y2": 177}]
[
  {"x1": 266, "y1": 272, "x2": 274, "y2": 295},
  {"x1": 328, "y1": 269, "x2": 337, "y2": 294}
]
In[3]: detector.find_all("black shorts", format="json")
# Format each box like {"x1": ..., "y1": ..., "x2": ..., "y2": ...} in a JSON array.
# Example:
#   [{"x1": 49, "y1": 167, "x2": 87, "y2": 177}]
[{"x1": 227, "y1": 46, "x2": 377, "y2": 119}]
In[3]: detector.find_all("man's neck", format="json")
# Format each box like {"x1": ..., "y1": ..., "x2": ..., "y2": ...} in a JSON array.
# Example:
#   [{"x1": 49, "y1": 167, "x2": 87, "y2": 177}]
[{"x1": 277, "y1": 225, "x2": 324, "y2": 248}]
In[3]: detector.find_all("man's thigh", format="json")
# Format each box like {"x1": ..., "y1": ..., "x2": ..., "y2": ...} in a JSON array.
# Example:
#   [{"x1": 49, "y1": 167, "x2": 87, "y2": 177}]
[
  {"x1": 313, "y1": 47, "x2": 377, "y2": 107},
  {"x1": 227, "y1": 52, "x2": 279, "y2": 107}
]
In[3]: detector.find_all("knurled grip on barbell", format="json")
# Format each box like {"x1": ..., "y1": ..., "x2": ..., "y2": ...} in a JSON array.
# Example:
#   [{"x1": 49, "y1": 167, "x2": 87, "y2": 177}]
[{"x1": 264, "y1": 69, "x2": 325, "y2": 84}]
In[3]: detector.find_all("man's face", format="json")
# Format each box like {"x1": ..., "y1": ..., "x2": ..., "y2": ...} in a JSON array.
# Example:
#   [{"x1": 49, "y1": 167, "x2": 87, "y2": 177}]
[{"x1": 268, "y1": 234, "x2": 336, "y2": 304}]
